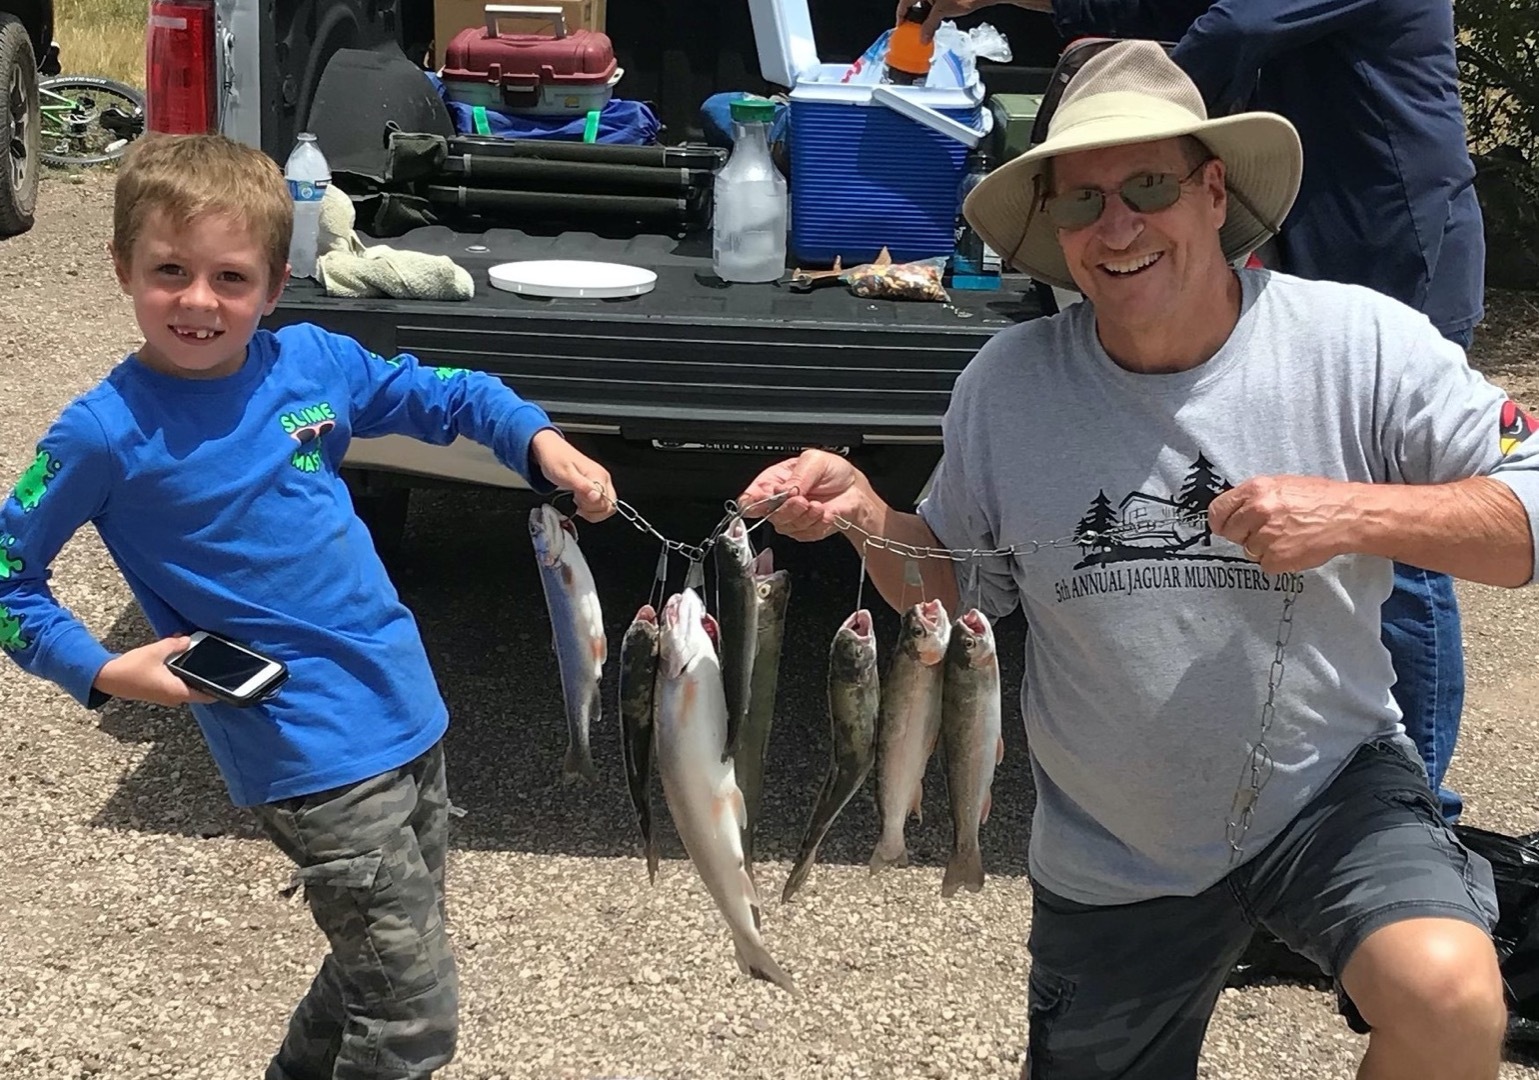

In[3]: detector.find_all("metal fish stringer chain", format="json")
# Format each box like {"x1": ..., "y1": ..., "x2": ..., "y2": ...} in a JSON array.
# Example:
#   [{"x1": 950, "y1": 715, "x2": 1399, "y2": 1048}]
[{"x1": 1225, "y1": 586, "x2": 1299, "y2": 861}]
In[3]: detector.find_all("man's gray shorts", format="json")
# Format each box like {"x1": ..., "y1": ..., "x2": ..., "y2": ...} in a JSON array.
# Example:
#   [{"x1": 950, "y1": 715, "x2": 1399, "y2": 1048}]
[{"x1": 1023, "y1": 738, "x2": 1500, "y2": 1079}]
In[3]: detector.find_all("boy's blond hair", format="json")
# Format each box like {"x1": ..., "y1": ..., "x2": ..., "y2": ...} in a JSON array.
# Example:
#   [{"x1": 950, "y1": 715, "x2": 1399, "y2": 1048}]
[{"x1": 114, "y1": 133, "x2": 293, "y2": 279}]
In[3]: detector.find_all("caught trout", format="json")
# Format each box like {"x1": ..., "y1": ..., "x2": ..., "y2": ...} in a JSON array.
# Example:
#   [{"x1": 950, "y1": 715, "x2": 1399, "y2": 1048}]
[
  {"x1": 940, "y1": 608, "x2": 1003, "y2": 898},
  {"x1": 714, "y1": 515, "x2": 761, "y2": 761},
  {"x1": 618, "y1": 604, "x2": 661, "y2": 883},
  {"x1": 655, "y1": 588, "x2": 796, "y2": 993},
  {"x1": 738, "y1": 554, "x2": 791, "y2": 877},
  {"x1": 529, "y1": 503, "x2": 606, "y2": 784},
  {"x1": 782, "y1": 610, "x2": 880, "y2": 903},
  {"x1": 870, "y1": 599, "x2": 951, "y2": 872}
]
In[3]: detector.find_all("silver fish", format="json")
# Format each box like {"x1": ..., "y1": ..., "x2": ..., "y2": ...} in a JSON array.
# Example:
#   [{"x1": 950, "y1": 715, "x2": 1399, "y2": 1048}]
[
  {"x1": 529, "y1": 503, "x2": 606, "y2": 784},
  {"x1": 782, "y1": 609, "x2": 880, "y2": 903},
  {"x1": 738, "y1": 552, "x2": 791, "y2": 878},
  {"x1": 619, "y1": 604, "x2": 661, "y2": 883},
  {"x1": 940, "y1": 608, "x2": 1003, "y2": 897},
  {"x1": 713, "y1": 515, "x2": 759, "y2": 762},
  {"x1": 870, "y1": 599, "x2": 951, "y2": 872},
  {"x1": 655, "y1": 588, "x2": 796, "y2": 993}
]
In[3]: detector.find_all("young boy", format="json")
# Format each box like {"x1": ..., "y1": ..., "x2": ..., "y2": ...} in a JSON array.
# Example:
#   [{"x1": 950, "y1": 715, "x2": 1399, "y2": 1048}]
[{"x1": 0, "y1": 133, "x2": 617, "y2": 1078}]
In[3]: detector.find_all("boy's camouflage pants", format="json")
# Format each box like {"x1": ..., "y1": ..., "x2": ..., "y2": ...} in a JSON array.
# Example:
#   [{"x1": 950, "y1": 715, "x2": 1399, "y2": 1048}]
[{"x1": 251, "y1": 741, "x2": 458, "y2": 1080}]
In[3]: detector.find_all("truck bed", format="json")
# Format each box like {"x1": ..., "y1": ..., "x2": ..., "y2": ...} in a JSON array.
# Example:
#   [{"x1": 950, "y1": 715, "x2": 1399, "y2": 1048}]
[
  {"x1": 263, "y1": 222, "x2": 1052, "y2": 512},
  {"x1": 265, "y1": 227, "x2": 1045, "y2": 443}
]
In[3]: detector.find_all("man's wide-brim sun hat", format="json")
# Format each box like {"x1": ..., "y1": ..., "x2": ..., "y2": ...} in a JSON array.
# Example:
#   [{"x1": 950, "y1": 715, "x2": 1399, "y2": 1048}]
[{"x1": 963, "y1": 40, "x2": 1304, "y2": 292}]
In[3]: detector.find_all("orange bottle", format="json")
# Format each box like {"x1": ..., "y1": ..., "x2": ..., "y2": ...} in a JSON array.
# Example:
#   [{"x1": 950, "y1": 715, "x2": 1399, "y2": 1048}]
[{"x1": 886, "y1": 1, "x2": 934, "y2": 86}]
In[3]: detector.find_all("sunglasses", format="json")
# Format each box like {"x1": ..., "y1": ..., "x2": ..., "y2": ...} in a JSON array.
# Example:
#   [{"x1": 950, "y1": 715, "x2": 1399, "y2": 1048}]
[{"x1": 1039, "y1": 160, "x2": 1213, "y2": 231}]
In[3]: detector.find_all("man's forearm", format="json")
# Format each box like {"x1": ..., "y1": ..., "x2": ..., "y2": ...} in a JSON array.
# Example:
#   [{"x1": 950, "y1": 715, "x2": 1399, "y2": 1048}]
[
  {"x1": 1355, "y1": 477, "x2": 1534, "y2": 587},
  {"x1": 843, "y1": 485, "x2": 961, "y2": 615}
]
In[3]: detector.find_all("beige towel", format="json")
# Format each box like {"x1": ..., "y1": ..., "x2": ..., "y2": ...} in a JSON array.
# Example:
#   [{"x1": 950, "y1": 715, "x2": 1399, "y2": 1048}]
[{"x1": 314, "y1": 183, "x2": 475, "y2": 301}]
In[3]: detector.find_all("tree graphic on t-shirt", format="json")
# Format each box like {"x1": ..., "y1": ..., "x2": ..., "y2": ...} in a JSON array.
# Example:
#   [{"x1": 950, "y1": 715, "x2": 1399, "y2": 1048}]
[
  {"x1": 1177, "y1": 453, "x2": 1230, "y2": 546},
  {"x1": 1075, "y1": 490, "x2": 1118, "y2": 558}
]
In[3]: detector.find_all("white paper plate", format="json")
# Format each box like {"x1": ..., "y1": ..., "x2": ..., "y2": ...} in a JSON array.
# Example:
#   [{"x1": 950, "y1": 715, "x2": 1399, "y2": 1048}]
[{"x1": 488, "y1": 260, "x2": 658, "y2": 299}]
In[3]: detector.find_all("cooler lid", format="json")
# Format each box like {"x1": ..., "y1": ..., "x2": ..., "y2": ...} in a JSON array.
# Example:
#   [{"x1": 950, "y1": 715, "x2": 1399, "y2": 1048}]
[{"x1": 749, "y1": 0, "x2": 820, "y2": 88}]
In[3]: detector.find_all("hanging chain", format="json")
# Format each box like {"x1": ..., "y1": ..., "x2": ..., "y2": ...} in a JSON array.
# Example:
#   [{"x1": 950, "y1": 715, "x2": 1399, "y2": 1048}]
[
  {"x1": 831, "y1": 509, "x2": 1215, "y2": 562},
  {"x1": 599, "y1": 489, "x2": 795, "y2": 567},
  {"x1": 1225, "y1": 587, "x2": 1298, "y2": 861}
]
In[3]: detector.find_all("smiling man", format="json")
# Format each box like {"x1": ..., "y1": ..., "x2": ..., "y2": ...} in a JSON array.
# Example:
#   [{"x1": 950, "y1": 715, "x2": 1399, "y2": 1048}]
[{"x1": 739, "y1": 41, "x2": 1538, "y2": 1079}]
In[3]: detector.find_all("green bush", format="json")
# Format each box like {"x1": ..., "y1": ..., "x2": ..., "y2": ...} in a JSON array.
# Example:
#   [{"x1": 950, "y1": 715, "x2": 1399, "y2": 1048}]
[{"x1": 1457, "y1": 0, "x2": 1539, "y2": 289}]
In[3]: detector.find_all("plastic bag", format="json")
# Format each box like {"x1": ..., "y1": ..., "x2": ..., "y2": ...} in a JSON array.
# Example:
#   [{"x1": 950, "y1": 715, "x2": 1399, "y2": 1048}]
[
  {"x1": 930, "y1": 21, "x2": 1012, "y2": 87},
  {"x1": 1453, "y1": 825, "x2": 1539, "y2": 1046},
  {"x1": 838, "y1": 21, "x2": 1011, "y2": 88},
  {"x1": 846, "y1": 256, "x2": 950, "y2": 302},
  {"x1": 840, "y1": 28, "x2": 894, "y2": 85}
]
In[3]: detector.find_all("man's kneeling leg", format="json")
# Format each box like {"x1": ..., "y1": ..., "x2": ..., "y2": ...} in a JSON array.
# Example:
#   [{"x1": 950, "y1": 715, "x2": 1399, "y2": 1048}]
[
  {"x1": 1343, "y1": 917, "x2": 1505, "y2": 1080},
  {"x1": 1244, "y1": 738, "x2": 1503, "y2": 1080}
]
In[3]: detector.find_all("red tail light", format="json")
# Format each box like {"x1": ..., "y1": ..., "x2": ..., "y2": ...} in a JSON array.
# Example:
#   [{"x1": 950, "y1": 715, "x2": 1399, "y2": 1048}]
[{"x1": 146, "y1": 0, "x2": 217, "y2": 134}]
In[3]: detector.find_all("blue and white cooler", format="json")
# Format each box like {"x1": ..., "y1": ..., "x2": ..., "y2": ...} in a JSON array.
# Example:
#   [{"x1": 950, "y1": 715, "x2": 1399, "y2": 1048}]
[{"x1": 749, "y1": 0, "x2": 990, "y2": 266}]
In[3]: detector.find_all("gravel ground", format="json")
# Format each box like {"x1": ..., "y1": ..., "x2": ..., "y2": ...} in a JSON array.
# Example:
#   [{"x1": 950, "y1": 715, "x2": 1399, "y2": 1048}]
[{"x1": 3, "y1": 172, "x2": 1539, "y2": 1080}]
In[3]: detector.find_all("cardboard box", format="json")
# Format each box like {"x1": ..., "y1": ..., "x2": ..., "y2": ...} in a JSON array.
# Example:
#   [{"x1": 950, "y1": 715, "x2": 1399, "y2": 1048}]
[{"x1": 432, "y1": 1, "x2": 607, "y2": 66}]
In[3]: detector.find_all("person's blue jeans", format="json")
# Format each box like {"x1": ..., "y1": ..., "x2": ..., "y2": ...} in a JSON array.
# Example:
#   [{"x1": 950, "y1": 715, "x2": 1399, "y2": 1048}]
[
  {"x1": 1381, "y1": 321, "x2": 1474, "y2": 825},
  {"x1": 1381, "y1": 564, "x2": 1464, "y2": 823}
]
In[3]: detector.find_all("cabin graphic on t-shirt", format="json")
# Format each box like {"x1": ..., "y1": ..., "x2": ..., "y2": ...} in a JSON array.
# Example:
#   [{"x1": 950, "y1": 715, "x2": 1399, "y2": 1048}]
[{"x1": 1074, "y1": 453, "x2": 1245, "y2": 569}]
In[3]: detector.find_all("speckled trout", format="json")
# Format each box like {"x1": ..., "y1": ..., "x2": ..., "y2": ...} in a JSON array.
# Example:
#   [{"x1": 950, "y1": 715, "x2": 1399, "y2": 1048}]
[
  {"x1": 655, "y1": 588, "x2": 796, "y2": 993},
  {"x1": 782, "y1": 609, "x2": 880, "y2": 903},
  {"x1": 529, "y1": 503, "x2": 606, "y2": 784},
  {"x1": 870, "y1": 599, "x2": 950, "y2": 872},
  {"x1": 940, "y1": 608, "x2": 1003, "y2": 897}
]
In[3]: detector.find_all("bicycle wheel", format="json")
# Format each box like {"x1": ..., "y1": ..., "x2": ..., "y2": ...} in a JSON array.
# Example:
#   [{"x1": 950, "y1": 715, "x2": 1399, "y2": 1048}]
[{"x1": 38, "y1": 75, "x2": 145, "y2": 168}]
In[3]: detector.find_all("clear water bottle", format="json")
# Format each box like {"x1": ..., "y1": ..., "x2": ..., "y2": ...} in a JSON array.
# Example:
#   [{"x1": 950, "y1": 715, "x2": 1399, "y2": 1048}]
[
  {"x1": 949, "y1": 149, "x2": 1002, "y2": 291},
  {"x1": 712, "y1": 98, "x2": 787, "y2": 284},
  {"x1": 285, "y1": 133, "x2": 330, "y2": 280}
]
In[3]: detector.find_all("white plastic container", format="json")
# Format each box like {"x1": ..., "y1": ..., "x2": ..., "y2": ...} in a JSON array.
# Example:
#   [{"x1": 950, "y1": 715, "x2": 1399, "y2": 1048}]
[
  {"x1": 711, "y1": 97, "x2": 788, "y2": 284},
  {"x1": 284, "y1": 133, "x2": 331, "y2": 280}
]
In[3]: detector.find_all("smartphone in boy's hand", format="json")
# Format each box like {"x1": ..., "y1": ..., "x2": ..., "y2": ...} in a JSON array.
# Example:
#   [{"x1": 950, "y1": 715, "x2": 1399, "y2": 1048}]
[{"x1": 164, "y1": 631, "x2": 288, "y2": 706}]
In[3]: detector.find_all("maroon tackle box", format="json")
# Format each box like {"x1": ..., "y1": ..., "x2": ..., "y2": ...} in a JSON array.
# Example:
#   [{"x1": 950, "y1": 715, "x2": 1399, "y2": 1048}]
[{"x1": 440, "y1": 4, "x2": 620, "y2": 117}]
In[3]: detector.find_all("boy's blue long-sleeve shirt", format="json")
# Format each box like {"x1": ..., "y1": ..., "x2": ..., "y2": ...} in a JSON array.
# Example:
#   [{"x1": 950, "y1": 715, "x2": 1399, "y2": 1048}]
[
  {"x1": 0, "y1": 323, "x2": 555, "y2": 806},
  {"x1": 1050, "y1": 0, "x2": 1484, "y2": 337}
]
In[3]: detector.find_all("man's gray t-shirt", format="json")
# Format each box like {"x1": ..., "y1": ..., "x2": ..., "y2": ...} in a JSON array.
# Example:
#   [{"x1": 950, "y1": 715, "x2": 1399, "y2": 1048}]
[{"x1": 918, "y1": 269, "x2": 1539, "y2": 906}]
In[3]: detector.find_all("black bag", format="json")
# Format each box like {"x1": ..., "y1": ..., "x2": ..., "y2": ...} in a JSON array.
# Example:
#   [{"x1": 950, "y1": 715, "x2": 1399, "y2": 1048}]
[{"x1": 1453, "y1": 825, "x2": 1539, "y2": 1049}]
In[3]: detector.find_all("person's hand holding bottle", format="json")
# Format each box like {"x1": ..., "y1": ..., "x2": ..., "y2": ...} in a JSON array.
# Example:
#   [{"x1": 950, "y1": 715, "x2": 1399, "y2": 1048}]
[{"x1": 895, "y1": 0, "x2": 1049, "y2": 43}]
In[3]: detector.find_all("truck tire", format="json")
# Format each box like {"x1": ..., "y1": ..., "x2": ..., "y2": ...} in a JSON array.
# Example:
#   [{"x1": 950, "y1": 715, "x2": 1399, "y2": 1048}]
[{"x1": 0, "y1": 15, "x2": 39, "y2": 237}]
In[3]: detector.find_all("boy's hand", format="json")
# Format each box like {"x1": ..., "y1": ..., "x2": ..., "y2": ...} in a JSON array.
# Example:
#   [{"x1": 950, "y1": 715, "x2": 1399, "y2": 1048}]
[
  {"x1": 94, "y1": 637, "x2": 218, "y2": 707},
  {"x1": 530, "y1": 429, "x2": 618, "y2": 522}
]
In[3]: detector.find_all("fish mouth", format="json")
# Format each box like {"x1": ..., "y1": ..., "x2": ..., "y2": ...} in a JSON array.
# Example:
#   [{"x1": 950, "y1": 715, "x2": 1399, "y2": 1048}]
[
  {"x1": 662, "y1": 593, "x2": 683, "y2": 628},
  {"x1": 529, "y1": 504, "x2": 567, "y2": 566},
  {"x1": 751, "y1": 547, "x2": 775, "y2": 577},
  {"x1": 635, "y1": 604, "x2": 657, "y2": 624},
  {"x1": 916, "y1": 599, "x2": 945, "y2": 632},
  {"x1": 960, "y1": 609, "x2": 989, "y2": 636},
  {"x1": 842, "y1": 609, "x2": 873, "y2": 640}
]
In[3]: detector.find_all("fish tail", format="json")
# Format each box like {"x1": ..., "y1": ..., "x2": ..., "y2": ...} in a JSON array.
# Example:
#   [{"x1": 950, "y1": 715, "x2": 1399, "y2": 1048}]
[
  {"x1": 781, "y1": 851, "x2": 815, "y2": 903},
  {"x1": 562, "y1": 739, "x2": 597, "y2": 785},
  {"x1": 644, "y1": 839, "x2": 659, "y2": 886},
  {"x1": 735, "y1": 936, "x2": 797, "y2": 995},
  {"x1": 868, "y1": 832, "x2": 909, "y2": 874},
  {"x1": 941, "y1": 842, "x2": 985, "y2": 898}
]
